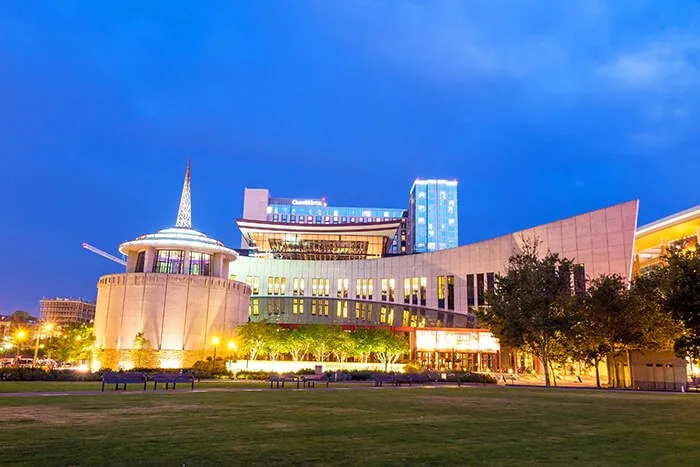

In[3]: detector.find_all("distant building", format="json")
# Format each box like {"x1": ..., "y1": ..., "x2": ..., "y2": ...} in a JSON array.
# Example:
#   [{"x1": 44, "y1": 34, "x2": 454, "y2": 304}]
[
  {"x1": 39, "y1": 298, "x2": 95, "y2": 325},
  {"x1": 408, "y1": 179, "x2": 458, "y2": 253}
]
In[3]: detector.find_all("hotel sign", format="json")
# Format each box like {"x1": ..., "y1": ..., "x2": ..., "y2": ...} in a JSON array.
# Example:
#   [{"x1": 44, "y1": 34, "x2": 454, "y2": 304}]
[
  {"x1": 291, "y1": 199, "x2": 326, "y2": 207},
  {"x1": 415, "y1": 330, "x2": 500, "y2": 352}
]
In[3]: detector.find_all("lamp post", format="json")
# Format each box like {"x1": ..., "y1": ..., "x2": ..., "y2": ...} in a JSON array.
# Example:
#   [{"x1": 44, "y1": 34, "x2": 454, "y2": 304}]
[
  {"x1": 33, "y1": 322, "x2": 53, "y2": 367},
  {"x1": 15, "y1": 330, "x2": 27, "y2": 360},
  {"x1": 211, "y1": 336, "x2": 220, "y2": 370}
]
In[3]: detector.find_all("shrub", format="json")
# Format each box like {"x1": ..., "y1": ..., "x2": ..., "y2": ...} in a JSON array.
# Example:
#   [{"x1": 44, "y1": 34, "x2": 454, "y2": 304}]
[
  {"x1": 0, "y1": 368, "x2": 101, "y2": 382},
  {"x1": 295, "y1": 368, "x2": 316, "y2": 375},
  {"x1": 457, "y1": 372, "x2": 497, "y2": 384},
  {"x1": 234, "y1": 370, "x2": 274, "y2": 380}
]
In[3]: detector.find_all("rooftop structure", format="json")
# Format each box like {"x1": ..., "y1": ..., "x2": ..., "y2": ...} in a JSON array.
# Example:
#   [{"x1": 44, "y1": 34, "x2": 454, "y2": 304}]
[
  {"x1": 634, "y1": 204, "x2": 700, "y2": 274},
  {"x1": 238, "y1": 188, "x2": 408, "y2": 258}
]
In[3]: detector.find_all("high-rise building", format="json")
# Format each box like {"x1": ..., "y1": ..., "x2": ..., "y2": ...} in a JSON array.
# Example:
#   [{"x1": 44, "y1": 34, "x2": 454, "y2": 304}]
[
  {"x1": 408, "y1": 179, "x2": 458, "y2": 253},
  {"x1": 39, "y1": 298, "x2": 96, "y2": 325}
]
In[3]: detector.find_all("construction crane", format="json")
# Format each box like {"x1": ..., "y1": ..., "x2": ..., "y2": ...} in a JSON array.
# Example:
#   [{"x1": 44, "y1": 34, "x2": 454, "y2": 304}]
[{"x1": 82, "y1": 242, "x2": 127, "y2": 266}]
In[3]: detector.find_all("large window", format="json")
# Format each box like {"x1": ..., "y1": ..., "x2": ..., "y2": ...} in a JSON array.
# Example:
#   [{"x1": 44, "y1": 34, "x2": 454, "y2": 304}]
[
  {"x1": 437, "y1": 276, "x2": 445, "y2": 308},
  {"x1": 135, "y1": 251, "x2": 146, "y2": 273},
  {"x1": 447, "y1": 275, "x2": 455, "y2": 310},
  {"x1": 153, "y1": 250, "x2": 184, "y2": 274},
  {"x1": 404, "y1": 278, "x2": 410, "y2": 304},
  {"x1": 389, "y1": 279, "x2": 395, "y2": 302},
  {"x1": 420, "y1": 277, "x2": 427, "y2": 306},
  {"x1": 189, "y1": 252, "x2": 211, "y2": 276}
]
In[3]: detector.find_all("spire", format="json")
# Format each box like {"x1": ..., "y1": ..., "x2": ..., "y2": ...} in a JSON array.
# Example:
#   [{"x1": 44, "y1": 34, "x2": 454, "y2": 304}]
[{"x1": 175, "y1": 159, "x2": 192, "y2": 228}]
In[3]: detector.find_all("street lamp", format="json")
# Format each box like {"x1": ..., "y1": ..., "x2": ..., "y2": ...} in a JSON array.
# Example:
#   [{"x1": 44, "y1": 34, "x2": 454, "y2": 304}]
[
  {"x1": 33, "y1": 322, "x2": 54, "y2": 366},
  {"x1": 15, "y1": 329, "x2": 27, "y2": 359},
  {"x1": 211, "y1": 336, "x2": 220, "y2": 369}
]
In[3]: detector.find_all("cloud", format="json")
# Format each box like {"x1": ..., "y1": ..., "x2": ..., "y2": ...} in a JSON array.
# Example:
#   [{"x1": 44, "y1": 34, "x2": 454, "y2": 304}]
[{"x1": 599, "y1": 39, "x2": 700, "y2": 89}]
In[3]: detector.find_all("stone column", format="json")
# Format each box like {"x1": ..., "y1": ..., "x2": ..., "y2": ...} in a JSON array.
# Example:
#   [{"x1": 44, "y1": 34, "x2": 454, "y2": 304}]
[
  {"x1": 144, "y1": 247, "x2": 156, "y2": 273},
  {"x1": 183, "y1": 250, "x2": 191, "y2": 275},
  {"x1": 212, "y1": 253, "x2": 225, "y2": 278}
]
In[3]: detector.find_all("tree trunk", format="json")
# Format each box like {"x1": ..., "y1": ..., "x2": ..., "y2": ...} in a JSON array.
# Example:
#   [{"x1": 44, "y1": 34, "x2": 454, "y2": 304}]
[
  {"x1": 549, "y1": 361, "x2": 557, "y2": 387},
  {"x1": 540, "y1": 341, "x2": 551, "y2": 387},
  {"x1": 594, "y1": 357, "x2": 601, "y2": 388}
]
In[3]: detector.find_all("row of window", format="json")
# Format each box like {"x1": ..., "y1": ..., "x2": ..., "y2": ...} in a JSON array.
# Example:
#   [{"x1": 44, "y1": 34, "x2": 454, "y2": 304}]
[
  {"x1": 271, "y1": 214, "x2": 396, "y2": 224},
  {"x1": 135, "y1": 250, "x2": 212, "y2": 276},
  {"x1": 249, "y1": 298, "x2": 428, "y2": 327}
]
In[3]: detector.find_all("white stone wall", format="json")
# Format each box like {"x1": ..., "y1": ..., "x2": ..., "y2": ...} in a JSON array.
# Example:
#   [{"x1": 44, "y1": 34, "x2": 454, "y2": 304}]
[
  {"x1": 229, "y1": 200, "x2": 639, "y2": 315},
  {"x1": 94, "y1": 273, "x2": 251, "y2": 353}
]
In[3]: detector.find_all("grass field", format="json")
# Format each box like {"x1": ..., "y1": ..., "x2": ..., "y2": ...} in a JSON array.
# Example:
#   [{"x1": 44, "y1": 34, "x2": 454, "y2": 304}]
[
  {"x1": 0, "y1": 380, "x2": 272, "y2": 393},
  {"x1": 1, "y1": 386, "x2": 698, "y2": 466}
]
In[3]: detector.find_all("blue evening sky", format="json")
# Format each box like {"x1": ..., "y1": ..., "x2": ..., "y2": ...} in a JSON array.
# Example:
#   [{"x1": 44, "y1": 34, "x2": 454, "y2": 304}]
[{"x1": 1, "y1": 1, "x2": 698, "y2": 315}]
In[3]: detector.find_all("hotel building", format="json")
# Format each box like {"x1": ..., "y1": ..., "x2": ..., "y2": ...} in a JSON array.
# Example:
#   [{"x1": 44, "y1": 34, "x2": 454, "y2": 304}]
[{"x1": 39, "y1": 298, "x2": 95, "y2": 325}]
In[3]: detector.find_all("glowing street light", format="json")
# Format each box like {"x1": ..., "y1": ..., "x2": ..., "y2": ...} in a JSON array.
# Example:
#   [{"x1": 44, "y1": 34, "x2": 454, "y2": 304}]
[
  {"x1": 33, "y1": 322, "x2": 54, "y2": 367},
  {"x1": 211, "y1": 336, "x2": 220, "y2": 369}
]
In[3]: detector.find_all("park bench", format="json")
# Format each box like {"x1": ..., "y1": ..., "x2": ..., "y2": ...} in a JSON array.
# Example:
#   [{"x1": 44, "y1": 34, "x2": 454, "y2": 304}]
[
  {"x1": 101, "y1": 372, "x2": 147, "y2": 392},
  {"x1": 152, "y1": 373, "x2": 195, "y2": 391},
  {"x1": 269, "y1": 374, "x2": 300, "y2": 388},
  {"x1": 407, "y1": 373, "x2": 439, "y2": 385},
  {"x1": 300, "y1": 374, "x2": 330, "y2": 388},
  {"x1": 371, "y1": 373, "x2": 397, "y2": 387}
]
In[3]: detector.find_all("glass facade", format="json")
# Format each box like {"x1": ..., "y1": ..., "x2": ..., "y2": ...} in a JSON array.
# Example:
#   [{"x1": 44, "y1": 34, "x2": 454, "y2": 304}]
[
  {"x1": 189, "y1": 252, "x2": 211, "y2": 276},
  {"x1": 409, "y1": 180, "x2": 458, "y2": 253},
  {"x1": 153, "y1": 249, "x2": 184, "y2": 274},
  {"x1": 263, "y1": 197, "x2": 408, "y2": 255}
]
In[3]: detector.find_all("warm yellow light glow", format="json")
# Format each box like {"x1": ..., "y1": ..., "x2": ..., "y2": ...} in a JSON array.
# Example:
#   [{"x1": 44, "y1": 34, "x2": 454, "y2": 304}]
[
  {"x1": 227, "y1": 341, "x2": 236, "y2": 351},
  {"x1": 44, "y1": 323, "x2": 54, "y2": 332},
  {"x1": 3, "y1": 342, "x2": 13, "y2": 350},
  {"x1": 15, "y1": 330, "x2": 27, "y2": 340},
  {"x1": 211, "y1": 336, "x2": 220, "y2": 345},
  {"x1": 160, "y1": 358, "x2": 183, "y2": 369},
  {"x1": 76, "y1": 364, "x2": 89, "y2": 372}
]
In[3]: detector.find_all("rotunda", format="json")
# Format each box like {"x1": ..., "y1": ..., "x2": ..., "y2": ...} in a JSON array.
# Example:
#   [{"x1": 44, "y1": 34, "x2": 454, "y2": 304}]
[{"x1": 93, "y1": 162, "x2": 251, "y2": 369}]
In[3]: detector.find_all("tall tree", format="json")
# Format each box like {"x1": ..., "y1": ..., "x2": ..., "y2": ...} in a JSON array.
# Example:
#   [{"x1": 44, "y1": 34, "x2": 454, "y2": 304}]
[
  {"x1": 662, "y1": 244, "x2": 700, "y2": 363},
  {"x1": 573, "y1": 274, "x2": 630, "y2": 387},
  {"x1": 43, "y1": 323, "x2": 95, "y2": 364},
  {"x1": 479, "y1": 238, "x2": 577, "y2": 387}
]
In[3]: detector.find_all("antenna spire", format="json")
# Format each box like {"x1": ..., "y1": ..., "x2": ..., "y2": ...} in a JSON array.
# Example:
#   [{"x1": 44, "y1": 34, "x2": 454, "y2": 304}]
[{"x1": 175, "y1": 159, "x2": 192, "y2": 228}]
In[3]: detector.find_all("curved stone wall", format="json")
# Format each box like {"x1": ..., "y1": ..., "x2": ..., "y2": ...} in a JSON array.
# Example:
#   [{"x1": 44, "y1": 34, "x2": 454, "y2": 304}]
[
  {"x1": 229, "y1": 200, "x2": 639, "y2": 318},
  {"x1": 94, "y1": 273, "x2": 251, "y2": 369}
]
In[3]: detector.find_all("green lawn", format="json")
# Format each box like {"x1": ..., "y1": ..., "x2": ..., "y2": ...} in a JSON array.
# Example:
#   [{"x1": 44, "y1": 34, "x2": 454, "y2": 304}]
[
  {"x1": 0, "y1": 386, "x2": 698, "y2": 466},
  {"x1": 0, "y1": 380, "x2": 270, "y2": 393}
]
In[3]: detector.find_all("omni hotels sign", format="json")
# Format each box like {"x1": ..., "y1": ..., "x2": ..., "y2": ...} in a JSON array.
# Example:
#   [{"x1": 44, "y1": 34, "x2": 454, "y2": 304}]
[
  {"x1": 415, "y1": 330, "x2": 500, "y2": 353},
  {"x1": 291, "y1": 199, "x2": 326, "y2": 207}
]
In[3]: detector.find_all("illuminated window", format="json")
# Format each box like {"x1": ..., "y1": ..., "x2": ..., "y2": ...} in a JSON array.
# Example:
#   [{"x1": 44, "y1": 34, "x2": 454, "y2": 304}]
[
  {"x1": 324, "y1": 279, "x2": 330, "y2": 297},
  {"x1": 402, "y1": 309, "x2": 409, "y2": 327},
  {"x1": 355, "y1": 302, "x2": 360, "y2": 319},
  {"x1": 362, "y1": 279, "x2": 367, "y2": 299},
  {"x1": 387, "y1": 307, "x2": 394, "y2": 326},
  {"x1": 404, "y1": 278, "x2": 410, "y2": 304},
  {"x1": 251, "y1": 298, "x2": 259, "y2": 316},
  {"x1": 311, "y1": 299, "x2": 317, "y2": 315},
  {"x1": 253, "y1": 276, "x2": 260, "y2": 295},
  {"x1": 337, "y1": 301, "x2": 343, "y2": 317},
  {"x1": 281, "y1": 277, "x2": 287, "y2": 295},
  {"x1": 268, "y1": 277, "x2": 273, "y2": 295},
  {"x1": 299, "y1": 298, "x2": 304, "y2": 314},
  {"x1": 293, "y1": 298, "x2": 298, "y2": 314},
  {"x1": 343, "y1": 279, "x2": 349, "y2": 298},
  {"x1": 380, "y1": 306, "x2": 387, "y2": 324},
  {"x1": 412, "y1": 277, "x2": 419, "y2": 305},
  {"x1": 153, "y1": 250, "x2": 184, "y2": 274},
  {"x1": 342, "y1": 300, "x2": 348, "y2": 318},
  {"x1": 312, "y1": 278, "x2": 318, "y2": 297},
  {"x1": 368, "y1": 279, "x2": 373, "y2": 300},
  {"x1": 437, "y1": 276, "x2": 445, "y2": 308},
  {"x1": 324, "y1": 300, "x2": 329, "y2": 316},
  {"x1": 337, "y1": 279, "x2": 343, "y2": 298},
  {"x1": 273, "y1": 277, "x2": 280, "y2": 295},
  {"x1": 293, "y1": 278, "x2": 299, "y2": 296},
  {"x1": 381, "y1": 279, "x2": 388, "y2": 301},
  {"x1": 420, "y1": 277, "x2": 427, "y2": 306},
  {"x1": 189, "y1": 252, "x2": 211, "y2": 276},
  {"x1": 389, "y1": 279, "x2": 395, "y2": 301},
  {"x1": 300, "y1": 278, "x2": 305, "y2": 296}
]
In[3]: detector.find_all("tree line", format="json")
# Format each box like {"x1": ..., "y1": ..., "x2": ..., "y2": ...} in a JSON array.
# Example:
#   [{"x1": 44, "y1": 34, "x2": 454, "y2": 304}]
[
  {"x1": 236, "y1": 323, "x2": 409, "y2": 366},
  {"x1": 478, "y1": 238, "x2": 700, "y2": 387}
]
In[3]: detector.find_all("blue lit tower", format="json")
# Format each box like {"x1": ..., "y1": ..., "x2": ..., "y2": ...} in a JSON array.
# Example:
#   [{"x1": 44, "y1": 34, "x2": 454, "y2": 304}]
[{"x1": 408, "y1": 179, "x2": 458, "y2": 253}]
